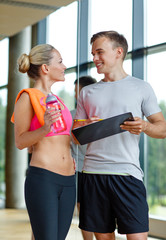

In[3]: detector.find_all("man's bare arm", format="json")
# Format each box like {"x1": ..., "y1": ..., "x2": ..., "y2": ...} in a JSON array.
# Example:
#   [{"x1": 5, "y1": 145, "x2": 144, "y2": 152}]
[{"x1": 120, "y1": 112, "x2": 166, "y2": 139}]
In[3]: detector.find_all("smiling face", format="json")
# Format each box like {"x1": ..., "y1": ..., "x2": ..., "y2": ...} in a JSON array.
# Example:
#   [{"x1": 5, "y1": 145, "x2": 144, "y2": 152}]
[
  {"x1": 47, "y1": 49, "x2": 67, "y2": 82},
  {"x1": 91, "y1": 37, "x2": 123, "y2": 75}
]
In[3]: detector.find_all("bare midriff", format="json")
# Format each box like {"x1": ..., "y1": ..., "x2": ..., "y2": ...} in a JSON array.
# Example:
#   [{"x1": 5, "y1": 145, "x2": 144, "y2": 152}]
[{"x1": 30, "y1": 135, "x2": 75, "y2": 176}]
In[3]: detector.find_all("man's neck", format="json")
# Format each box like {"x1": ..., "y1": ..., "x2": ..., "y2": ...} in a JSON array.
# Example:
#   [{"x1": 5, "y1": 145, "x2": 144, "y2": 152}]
[{"x1": 103, "y1": 72, "x2": 128, "y2": 82}]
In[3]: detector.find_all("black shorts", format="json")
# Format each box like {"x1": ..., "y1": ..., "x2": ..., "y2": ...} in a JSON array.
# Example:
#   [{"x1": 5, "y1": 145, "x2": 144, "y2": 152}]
[{"x1": 79, "y1": 173, "x2": 149, "y2": 234}]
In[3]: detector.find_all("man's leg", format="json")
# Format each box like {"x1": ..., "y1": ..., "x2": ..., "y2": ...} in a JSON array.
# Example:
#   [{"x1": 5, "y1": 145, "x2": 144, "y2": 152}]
[
  {"x1": 113, "y1": 176, "x2": 149, "y2": 238},
  {"x1": 94, "y1": 231, "x2": 148, "y2": 240},
  {"x1": 127, "y1": 232, "x2": 148, "y2": 240},
  {"x1": 77, "y1": 202, "x2": 94, "y2": 240},
  {"x1": 82, "y1": 229, "x2": 94, "y2": 240},
  {"x1": 94, "y1": 232, "x2": 115, "y2": 240}
]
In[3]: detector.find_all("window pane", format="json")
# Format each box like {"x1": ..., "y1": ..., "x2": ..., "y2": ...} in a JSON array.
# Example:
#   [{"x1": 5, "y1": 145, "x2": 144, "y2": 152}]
[
  {"x1": 47, "y1": 1, "x2": 78, "y2": 68},
  {"x1": 123, "y1": 59, "x2": 132, "y2": 76},
  {"x1": 89, "y1": 0, "x2": 132, "y2": 62},
  {"x1": 0, "y1": 38, "x2": 9, "y2": 86},
  {"x1": 146, "y1": 0, "x2": 166, "y2": 46},
  {"x1": 0, "y1": 88, "x2": 7, "y2": 206},
  {"x1": 147, "y1": 52, "x2": 166, "y2": 102},
  {"x1": 89, "y1": 67, "x2": 104, "y2": 82},
  {"x1": 146, "y1": 52, "x2": 166, "y2": 218}
]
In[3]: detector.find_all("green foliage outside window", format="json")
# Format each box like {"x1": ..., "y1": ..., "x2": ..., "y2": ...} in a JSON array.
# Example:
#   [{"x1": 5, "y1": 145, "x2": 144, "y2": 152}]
[{"x1": 147, "y1": 101, "x2": 166, "y2": 216}]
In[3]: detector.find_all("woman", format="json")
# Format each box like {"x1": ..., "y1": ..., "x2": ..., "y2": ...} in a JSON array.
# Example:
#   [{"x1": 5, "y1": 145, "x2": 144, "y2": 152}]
[{"x1": 11, "y1": 44, "x2": 76, "y2": 240}]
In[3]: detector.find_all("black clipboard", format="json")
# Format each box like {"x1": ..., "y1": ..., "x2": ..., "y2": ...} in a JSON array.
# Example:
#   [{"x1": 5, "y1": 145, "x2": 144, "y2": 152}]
[{"x1": 72, "y1": 112, "x2": 134, "y2": 145}]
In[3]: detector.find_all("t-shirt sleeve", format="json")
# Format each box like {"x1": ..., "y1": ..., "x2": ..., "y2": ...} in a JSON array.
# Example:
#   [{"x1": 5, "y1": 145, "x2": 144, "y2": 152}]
[{"x1": 142, "y1": 82, "x2": 161, "y2": 117}]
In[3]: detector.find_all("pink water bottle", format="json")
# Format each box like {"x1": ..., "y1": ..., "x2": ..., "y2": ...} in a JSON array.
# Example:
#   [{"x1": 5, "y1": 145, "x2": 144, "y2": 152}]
[{"x1": 46, "y1": 93, "x2": 67, "y2": 133}]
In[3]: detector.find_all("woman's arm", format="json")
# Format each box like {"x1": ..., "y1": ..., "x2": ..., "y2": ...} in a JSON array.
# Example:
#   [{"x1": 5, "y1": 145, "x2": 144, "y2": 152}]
[{"x1": 14, "y1": 92, "x2": 51, "y2": 149}]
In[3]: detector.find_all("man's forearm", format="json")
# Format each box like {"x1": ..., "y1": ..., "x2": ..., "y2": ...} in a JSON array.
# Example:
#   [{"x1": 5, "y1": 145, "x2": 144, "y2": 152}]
[{"x1": 143, "y1": 120, "x2": 166, "y2": 139}]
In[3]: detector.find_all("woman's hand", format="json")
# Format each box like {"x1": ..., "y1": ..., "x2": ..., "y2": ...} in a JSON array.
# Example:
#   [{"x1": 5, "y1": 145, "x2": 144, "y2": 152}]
[{"x1": 43, "y1": 107, "x2": 62, "y2": 132}]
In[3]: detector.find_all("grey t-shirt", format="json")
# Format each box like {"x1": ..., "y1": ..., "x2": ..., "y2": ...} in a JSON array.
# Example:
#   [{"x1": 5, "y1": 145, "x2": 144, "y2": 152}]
[{"x1": 75, "y1": 75, "x2": 161, "y2": 180}]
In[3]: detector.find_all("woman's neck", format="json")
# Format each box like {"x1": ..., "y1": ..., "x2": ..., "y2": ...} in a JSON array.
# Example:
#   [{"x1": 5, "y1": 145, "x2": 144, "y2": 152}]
[{"x1": 33, "y1": 81, "x2": 52, "y2": 96}]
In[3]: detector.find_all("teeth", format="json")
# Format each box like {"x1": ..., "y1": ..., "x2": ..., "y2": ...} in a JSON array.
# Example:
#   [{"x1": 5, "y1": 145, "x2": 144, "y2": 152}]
[{"x1": 96, "y1": 63, "x2": 102, "y2": 67}]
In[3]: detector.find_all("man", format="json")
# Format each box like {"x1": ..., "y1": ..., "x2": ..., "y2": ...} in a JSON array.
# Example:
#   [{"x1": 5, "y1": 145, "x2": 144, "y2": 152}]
[
  {"x1": 72, "y1": 31, "x2": 166, "y2": 240},
  {"x1": 71, "y1": 76, "x2": 96, "y2": 240}
]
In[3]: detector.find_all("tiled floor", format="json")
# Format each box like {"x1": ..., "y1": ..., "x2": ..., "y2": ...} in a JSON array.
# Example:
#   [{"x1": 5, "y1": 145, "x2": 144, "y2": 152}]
[{"x1": 0, "y1": 208, "x2": 163, "y2": 240}]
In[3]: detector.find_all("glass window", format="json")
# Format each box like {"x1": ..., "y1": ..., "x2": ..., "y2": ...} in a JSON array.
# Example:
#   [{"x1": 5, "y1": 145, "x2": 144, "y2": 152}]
[
  {"x1": 89, "y1": 67, "x2": 104, "y2": 82},
  {"x1": 51, "y1": 72, "x2": 76, "y2": 111},
  {"x1": 146, "y1": 52, "x2": 166, "y2": 218},
  {"x1": 0, "y1": 38, "x2": 9, "y2": 87},
  {"x1": 47, "y1": 1, "x2": 78, "y2": 69},
  {"x1": 89, "y1": 0, "x2": 132, "y2": 62},
  {"x1": 123, "y1": 59, "x2": 132, "y2": 76},
  {"x1": 147, "y1": 51, "x2": 166, "y2": 102},
  {"x1": 146, "y1": 0, "x2": 166, "y2": 46},
  {"x1": 0, "y1": 88, "x2": 7, "y2": 204}
]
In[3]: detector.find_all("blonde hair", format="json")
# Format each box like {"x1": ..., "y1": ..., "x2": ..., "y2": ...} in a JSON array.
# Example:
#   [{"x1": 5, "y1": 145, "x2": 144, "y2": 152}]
[{"x1": 17, "y1": 44, "x2": 55, "y2": 80}]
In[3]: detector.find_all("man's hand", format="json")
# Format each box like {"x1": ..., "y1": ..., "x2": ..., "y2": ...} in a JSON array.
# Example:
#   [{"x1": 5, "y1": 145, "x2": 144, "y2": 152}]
[
  {"x1": 120, "y1": 117, "x2": 146, "y2": 135},
  {"x1": 120, "y1": 112, "x2": 166, "y2": 139},
  {"x1": 73, "y1": 116, "x2": 101, "y2": 128},
  {"x1": 72, "y1": 116, "x2": 101, "y2": 144}
]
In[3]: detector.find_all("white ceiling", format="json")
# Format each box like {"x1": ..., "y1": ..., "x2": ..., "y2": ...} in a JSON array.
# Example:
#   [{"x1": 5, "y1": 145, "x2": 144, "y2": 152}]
[{"x1": 0, "y1": 0, "x2": 76, "y2": 40}]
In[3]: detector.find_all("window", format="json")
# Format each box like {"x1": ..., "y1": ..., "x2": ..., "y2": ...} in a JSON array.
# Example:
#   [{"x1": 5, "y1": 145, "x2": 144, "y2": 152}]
[
  {"x1": 47, "y1": 1, "x2": 78, "y2": 69},
  {"x1": 0, "y1": 38, "x2": 8, "y2": 204},
  {"x1": 0, "y1": 38, "x2": 9, "y2": 86},
  {"x1": 146, "y1": 52, "x2": 166, "y2": 218},
  {"x1": 51, "y1": 72, "x2": 76, "y2": 110},
  {"x1": 146, "y1": 0, "x2": 166, "y2": 46},
  {"x1": 0, "y1": 89, "x2": 7, "y2": 204},
  {"x1": 47, "y1": 1, "x2": 78, "y2": 111},
  {"x1": 89, "y1": 0, "x2": 132, "y2": 63}
]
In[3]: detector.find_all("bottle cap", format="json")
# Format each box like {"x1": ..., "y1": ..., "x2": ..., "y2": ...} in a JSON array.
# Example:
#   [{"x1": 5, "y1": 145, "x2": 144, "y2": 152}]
[{"x1": 46, "y1": 93, "x2": 57, "y2": 103}]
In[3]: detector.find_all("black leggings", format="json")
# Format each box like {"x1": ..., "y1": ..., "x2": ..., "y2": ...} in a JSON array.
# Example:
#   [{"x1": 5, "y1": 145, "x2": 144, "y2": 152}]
[{"x1": 25, "y1": 166, "x2": 76, "y2": 240}]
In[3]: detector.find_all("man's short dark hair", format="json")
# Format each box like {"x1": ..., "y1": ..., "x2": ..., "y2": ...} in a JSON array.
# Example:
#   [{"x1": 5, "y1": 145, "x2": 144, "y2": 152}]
[
  {"x1": 90, "y1": 30, "x2": 128, "y2": 60},
  {"x1": 74, "y1": 76, "x2": 97, "y2": 88}
]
